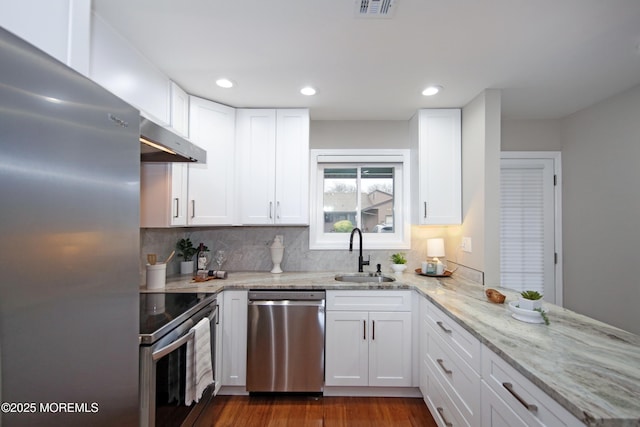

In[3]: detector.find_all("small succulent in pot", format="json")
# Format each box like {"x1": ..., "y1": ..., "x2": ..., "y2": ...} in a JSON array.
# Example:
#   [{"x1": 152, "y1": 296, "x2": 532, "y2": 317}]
[
  {"x1": 390, "y1": 253, "x2": 407, "y2": 274},
  {"x1": 390, "y1": 253, "x2": 407, "y2": 264},
  {"x1": 518, "y1": 290, "x2": 543, "y2": 311}
]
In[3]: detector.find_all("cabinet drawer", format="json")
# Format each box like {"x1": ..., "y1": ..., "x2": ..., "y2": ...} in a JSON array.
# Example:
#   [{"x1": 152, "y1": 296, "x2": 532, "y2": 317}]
[
  {"x1": 424, "y1": 359, "x2": 470, "y2": 427},
  {"x1": 427, "y1": 328, "x2": 481, "y2": 426},
  {"x1": 481, "y1": 380, "x2": 528, "y2": 427},
  {"x1": 481, "y1": 345, "x2": 584, "y2": 427},
  {"x1": 426, "y1": 302, "x2": 481, "y2": 372},
  {"x1": 326, "y1": 290, "x2": 412, "y2": 311}
]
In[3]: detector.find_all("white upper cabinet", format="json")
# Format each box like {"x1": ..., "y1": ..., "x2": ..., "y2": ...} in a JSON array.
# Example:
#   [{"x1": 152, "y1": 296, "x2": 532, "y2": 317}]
[
  {"x1": 188, "y1": 96, "x2": 236, "y2": 225},
  {"x1": 409, "y1": 109, "x2": 462, "y2": 225},
  {"x1": 90, "y1": 13, "x2": 170, "y2": 123},
  {"x1": 170, "y1": 81, "x2": 190, "y2": 137},
  {"x1": 236, "y1": 109, "x2": 309, "y2": 225},
  {"x1": 0, "y1": 0, "x2": 91, "y2": 75},
  {"x1": 140, "y1": 82, "x2": 190, "y2": 227}
]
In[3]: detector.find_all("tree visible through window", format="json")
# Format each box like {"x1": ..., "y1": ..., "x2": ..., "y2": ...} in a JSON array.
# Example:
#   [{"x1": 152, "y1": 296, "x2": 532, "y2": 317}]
[{"x1": 323, "y1": 167, "x2": 395, "y2": 233}]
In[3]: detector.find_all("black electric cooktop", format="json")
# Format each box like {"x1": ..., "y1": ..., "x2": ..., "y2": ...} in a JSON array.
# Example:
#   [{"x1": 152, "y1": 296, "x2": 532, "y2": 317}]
[{"x1": 139, "y1": 292, "x2": 216, "y2": 344}]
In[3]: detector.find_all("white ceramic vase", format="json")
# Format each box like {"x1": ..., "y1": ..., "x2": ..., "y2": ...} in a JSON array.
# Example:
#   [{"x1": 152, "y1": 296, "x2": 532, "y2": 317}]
[{"x1": 391, "y1": 264, "x2": 407, "y2": 274}]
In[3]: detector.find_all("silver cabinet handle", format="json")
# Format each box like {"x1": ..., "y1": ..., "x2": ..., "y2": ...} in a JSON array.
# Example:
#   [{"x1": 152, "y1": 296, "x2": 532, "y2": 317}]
[
  {"x1": 276, "y1": 201, "x2": 280, "y2": 219},
  {"x1": 503, "y1": 382, "x2": 538, "y2": 413},
  {"x1": 436, "y1": 321, "x2": 453, "y2": 334},
  {"x1": 437, "y1": 358, "x2": 452, "y2": 374},
  {"x1": 191, "y1": 200, "x2": 195, "y2": 218},
  {"x1": 436, "y1": 407, "x2": 453, "y2": 427},
  {"x1": 372, "y1": 320, "x2": 375, "y2": 340},
  {"x1": 152, "y1": 330, "x2": 193, "y2": 361},
  {"x1": 363, "y1": 320, "x2": 366, "y2": 340},
  {"x1": 269, "y1": 201, "x2": 273, "y2": 219},
  {"x1": 174, "y1": 198, "x2": 179, "y2": 218},
  {"x1": 424, "y1": 201, "x2": 428, "y2": 219}
]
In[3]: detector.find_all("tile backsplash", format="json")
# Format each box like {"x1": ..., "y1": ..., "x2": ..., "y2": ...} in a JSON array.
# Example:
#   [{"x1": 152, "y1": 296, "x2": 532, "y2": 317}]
[{"x1": 140, "y1": 226, "x2": 483, "y2": 286}]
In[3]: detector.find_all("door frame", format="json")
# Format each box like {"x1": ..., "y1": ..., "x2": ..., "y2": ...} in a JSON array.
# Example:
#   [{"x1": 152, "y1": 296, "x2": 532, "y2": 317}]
[{"x1": 500, "y1": 151, "x2": 563, "y2": 306}]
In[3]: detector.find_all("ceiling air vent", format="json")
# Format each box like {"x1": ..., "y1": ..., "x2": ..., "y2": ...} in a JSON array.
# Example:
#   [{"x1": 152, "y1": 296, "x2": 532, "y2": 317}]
[{"x1": 355, "y1": 0, "x2": 396, "y2": 18}]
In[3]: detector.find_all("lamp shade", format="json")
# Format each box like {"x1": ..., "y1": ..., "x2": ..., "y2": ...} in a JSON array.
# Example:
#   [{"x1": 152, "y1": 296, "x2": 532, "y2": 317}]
[{"x1": 427, "y1": 238, "x2": 445, "y2": 258}]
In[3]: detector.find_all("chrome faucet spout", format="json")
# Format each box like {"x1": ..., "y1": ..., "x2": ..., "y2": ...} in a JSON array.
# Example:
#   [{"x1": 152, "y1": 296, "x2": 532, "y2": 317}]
[{"x1": 349, "y1": 227, "x2": 369, "y2": 272}]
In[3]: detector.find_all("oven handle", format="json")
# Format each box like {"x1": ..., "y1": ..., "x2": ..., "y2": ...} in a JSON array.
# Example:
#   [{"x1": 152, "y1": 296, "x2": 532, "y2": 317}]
[{"x1": 152, "y1": 330, "x2": 194, "y2": 361}]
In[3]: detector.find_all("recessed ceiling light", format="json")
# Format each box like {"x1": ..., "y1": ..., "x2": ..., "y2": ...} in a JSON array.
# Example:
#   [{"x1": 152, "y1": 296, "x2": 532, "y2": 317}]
[
  {"x1": 422, "y1": 85, "x2": 442, "y2": 96},
  {"x1": 216, "y1": 78, "x2": 234, "y2": 89},
  {"x1": 300, "y1": 86, "x2": 316, "y2": 96}
]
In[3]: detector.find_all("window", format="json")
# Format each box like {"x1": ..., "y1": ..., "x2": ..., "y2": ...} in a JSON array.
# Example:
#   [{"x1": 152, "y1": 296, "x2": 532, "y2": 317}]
[{"x1": 310, "y1": 149, "x2": 411, "y2": 250}]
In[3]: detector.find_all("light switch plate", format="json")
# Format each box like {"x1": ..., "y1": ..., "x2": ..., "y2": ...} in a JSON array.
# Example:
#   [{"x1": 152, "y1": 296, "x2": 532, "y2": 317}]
[{"x1": 461, "y1": 237, "x2": 472, "y2": 253}]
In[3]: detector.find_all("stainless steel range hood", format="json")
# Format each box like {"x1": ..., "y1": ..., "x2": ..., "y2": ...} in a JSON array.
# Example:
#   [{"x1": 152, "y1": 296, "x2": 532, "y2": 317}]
[{"x1": 140, "y1": 117, "x2": 206, "y2": 163}]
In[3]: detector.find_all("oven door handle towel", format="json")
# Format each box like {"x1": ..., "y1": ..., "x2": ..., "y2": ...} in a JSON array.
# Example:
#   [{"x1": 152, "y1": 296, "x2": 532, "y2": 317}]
[{"x1": 185, "y1": 318, "x2": 214, "y2": 405}]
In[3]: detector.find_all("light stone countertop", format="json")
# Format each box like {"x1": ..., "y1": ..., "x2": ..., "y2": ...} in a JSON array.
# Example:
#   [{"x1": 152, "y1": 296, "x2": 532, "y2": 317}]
[{"x1": 143, "y1": 271, "x2": 640, "y2": 427}]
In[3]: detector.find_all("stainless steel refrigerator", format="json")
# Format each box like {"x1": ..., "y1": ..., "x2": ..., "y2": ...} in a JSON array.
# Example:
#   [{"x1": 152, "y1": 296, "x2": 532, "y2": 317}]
[{"x1": 0, "y1": 27, "x2": 139, "y2": 426}]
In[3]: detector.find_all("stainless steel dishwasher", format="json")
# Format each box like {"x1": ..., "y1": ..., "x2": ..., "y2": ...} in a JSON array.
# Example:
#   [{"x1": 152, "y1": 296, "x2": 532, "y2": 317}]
[{"x1": 247, "y1": 290, "x2": 325, "y2": 393}]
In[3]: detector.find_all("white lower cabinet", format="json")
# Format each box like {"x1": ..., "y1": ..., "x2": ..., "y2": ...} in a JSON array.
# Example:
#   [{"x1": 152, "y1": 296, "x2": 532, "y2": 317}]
[
  {"x1": 221, "y1": 290, "x2": 247, "y2": 387},
  {"x1": 418, "y1": 294, "x2": 586, "y2": 427},
  {"x1": 325, "y1": 291, "x2": 412, "y2": 388},
  {"x1": 481, "y1": 345, "x2": 583, "y2": 427},
  {"x1": 419, "y1": 295, "x2": 481, "y2": 426}
]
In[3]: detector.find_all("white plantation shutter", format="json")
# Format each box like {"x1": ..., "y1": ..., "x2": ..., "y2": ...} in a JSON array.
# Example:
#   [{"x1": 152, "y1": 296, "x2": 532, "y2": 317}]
[{"x1": 500, "y1": 158, "x2": 555, "y2": 299}]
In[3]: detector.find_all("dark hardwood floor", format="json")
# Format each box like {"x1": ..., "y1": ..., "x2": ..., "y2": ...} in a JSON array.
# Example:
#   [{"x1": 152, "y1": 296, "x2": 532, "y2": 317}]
[{"x1": 191, "y1": 395, "x2": 437, "y2": 427}]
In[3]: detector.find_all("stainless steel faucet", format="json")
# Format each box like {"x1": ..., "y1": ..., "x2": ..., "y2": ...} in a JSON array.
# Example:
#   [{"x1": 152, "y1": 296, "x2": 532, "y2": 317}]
[{"x1": 349, "y1": 227, "x2": 370, "y2": 272}]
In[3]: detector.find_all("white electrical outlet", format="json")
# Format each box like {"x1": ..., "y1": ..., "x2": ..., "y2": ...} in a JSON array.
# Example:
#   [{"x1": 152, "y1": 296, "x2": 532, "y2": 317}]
[{"x1": 461, "y1": 237, "x2": 472, "y2": 253}]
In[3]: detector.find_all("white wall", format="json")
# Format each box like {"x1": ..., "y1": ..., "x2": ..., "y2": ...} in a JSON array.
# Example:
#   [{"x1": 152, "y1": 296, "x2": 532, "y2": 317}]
[
  {"x1": 459, "y1": 90, "x2": 502, "y2": 285},
  {"x1": 561, "y1": 84, "x2": 640, "y2": 334},
  {"x1": 310, "y1": 120, "x2": 410, "y2": 149},
  {"x1": 501, "y1": 119, "x2": 562, "y2": 151}
]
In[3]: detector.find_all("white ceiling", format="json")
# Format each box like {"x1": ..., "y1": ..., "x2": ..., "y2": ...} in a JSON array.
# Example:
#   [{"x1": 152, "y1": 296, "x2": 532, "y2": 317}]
[{"x1": 92, "y1": 0, "x2": 640, "y2": 121}]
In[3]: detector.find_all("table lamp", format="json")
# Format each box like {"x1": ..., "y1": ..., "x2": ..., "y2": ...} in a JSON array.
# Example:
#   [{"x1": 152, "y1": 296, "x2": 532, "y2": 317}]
[{"x1": 427, "y1": 238, "x2": 446, "y2": 275}]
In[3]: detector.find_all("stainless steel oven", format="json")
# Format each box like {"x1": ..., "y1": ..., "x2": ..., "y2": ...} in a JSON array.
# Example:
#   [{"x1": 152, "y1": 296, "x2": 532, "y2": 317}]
[{"x1": 139, "y1": 293, "x2": 218, "y2": 427}]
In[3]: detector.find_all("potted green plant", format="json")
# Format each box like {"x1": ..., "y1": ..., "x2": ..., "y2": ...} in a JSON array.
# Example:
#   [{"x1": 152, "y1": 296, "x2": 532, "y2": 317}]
[
  {"x1": 390, "y1": 252, "x2": 408, "y2": 274},
  {"x1": 176, "y1": 238, "x2": 197, "y2": 275},
  {"x1": 518, "y1": 290, "x2": 543, "y2": 311}
]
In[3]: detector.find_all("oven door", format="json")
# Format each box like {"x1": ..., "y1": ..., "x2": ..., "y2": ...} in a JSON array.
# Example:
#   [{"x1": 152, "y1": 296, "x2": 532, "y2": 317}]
[{"x1": 140, "y1": 302, "x2": 218, "y2": 427}]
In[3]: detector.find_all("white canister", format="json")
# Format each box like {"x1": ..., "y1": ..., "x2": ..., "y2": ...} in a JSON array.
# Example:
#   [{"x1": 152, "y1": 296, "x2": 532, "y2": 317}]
[{"x1": 146, "y1": 263, "x2": 166, "y2": 289}]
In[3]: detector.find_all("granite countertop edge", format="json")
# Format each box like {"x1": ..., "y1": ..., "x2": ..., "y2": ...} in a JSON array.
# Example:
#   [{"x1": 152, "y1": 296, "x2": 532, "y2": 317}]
[{"x1": 142, "y1": 271, "x2": 640, "y2": 427}]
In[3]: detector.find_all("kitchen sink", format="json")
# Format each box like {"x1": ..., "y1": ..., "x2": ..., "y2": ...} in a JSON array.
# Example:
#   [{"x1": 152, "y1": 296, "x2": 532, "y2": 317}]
[{"x1": 334, "y1": 273, "x2": 396, "y2": 283}]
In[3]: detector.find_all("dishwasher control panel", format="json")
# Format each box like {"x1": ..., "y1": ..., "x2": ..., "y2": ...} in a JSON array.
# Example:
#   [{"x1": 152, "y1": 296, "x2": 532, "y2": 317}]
[{"x1": 248, "y1": 290, "x2": 325, "y2": 301}]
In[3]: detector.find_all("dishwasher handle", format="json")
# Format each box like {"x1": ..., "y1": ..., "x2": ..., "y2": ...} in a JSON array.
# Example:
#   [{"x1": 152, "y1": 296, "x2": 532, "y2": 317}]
[{"x1": 248, "y1": 299, "x2": 325, "y2": 307}]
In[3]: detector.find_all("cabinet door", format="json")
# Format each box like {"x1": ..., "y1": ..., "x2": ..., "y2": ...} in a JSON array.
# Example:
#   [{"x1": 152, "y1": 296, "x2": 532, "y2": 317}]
[
  {"x1": 214, "y1": 297, "x2": 223, "y2": 395},
  {"x1": 170, "y1": 81, "x2": 189, "y2": 137},
  {"x1": 140, "y1": 163, "x2": 188, "y2": 227},
  {"x1": 188, "y1": 96, "x2": 236, "y2": 225},
  {"x1": 411, "y1": 109, "x2": 461, "y2": 225},
  {"x1": 236, "y1": 109, "x2": 277, "y2": 224},
  {"x1": 221, "y1": 290, "x2": 247, "y2": 386},
  {"x1": 275, "y1": 109, "x2": 309, "y2": 224},
  {"x1": 325, "y1": 311, "x2": 369, "y2": 386},
  {"x1": 368, "y1": 311, "x2": 412, "y2": 387}
]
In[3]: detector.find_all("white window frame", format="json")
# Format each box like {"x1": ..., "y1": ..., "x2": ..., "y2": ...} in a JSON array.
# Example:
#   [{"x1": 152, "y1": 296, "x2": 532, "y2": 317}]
[{"x1": 309, "y1": 149, "x2": 411, "y2": 250}]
